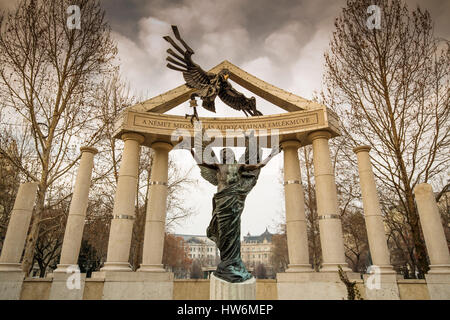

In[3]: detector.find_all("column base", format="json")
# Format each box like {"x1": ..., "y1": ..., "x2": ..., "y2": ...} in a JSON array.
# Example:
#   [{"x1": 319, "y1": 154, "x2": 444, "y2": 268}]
[
  {"x1": 210, "y1": 274, "x2": 256, "y2": 300},
  {"x1": 137, "y1": 264, "x2": 165, "y2": 272},
  {"x1": 285, "y1": 264, "x2": 314, "y2": 273},
  {"x1": 0, "y1": 262, "x2": 22, "y2": 272},
  {"x1": 100, "y1": 262, "x2": 132, "y2": 272},
  {"x1": 0, "y1": 270, "x2": 24, "y2": 300},
  {"x1": 320, "y1": 263, "x2": 352, "y2": 273},
  {"x1": 425, "y1": 272, "x2": 450, "y2": 300}
]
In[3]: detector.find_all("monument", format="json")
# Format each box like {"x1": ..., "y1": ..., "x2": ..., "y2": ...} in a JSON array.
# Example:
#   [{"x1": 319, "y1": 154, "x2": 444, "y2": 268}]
[{"x1": 1, "y1": 25, "x2": 448, "y2": 300}]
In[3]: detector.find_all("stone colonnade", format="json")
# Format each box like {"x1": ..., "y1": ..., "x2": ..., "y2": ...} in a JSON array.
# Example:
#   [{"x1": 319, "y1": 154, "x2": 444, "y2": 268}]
[
  {"x1": 0, "y1": 129, "x2": 449, "y2": 296},
  {"x1": 99, "y1": 134, "x2": 173, "y2": 273}
]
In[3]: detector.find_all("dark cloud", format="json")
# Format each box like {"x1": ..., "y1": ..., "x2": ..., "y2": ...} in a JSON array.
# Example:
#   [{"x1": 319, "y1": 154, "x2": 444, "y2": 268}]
[{"x1": 99, "y1": 0, "x2": 448, "y2": 105}]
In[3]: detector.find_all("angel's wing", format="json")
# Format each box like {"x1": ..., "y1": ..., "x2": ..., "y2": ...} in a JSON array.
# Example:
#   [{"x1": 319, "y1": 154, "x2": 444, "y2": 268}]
[
  {"x1": 218, "y1": 82, "x2": 263, "y2": 116},
  {"x1": 199, "y1": 165, "x2": 218, "y2": 186},
  {"x1": 193, "y1": 130, "x2": 219, "y2": 186},
  {"x1": 163, "y1": 25, "x2": 213, "y2": 90}
]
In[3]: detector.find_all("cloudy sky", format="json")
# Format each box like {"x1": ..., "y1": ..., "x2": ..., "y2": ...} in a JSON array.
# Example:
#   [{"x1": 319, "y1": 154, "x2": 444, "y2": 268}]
[
  {"x1": 99, "y1": 0, "x2": 449, "y2": 238},
  {"x1": 1, "y1": 0, "x2": 449, "y2": 237}
]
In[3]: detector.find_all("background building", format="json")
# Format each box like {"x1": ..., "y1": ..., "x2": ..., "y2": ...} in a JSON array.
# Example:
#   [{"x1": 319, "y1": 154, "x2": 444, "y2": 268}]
[
  {"x1": 241, "y1": 228, "x2": 274, "y2": 278},
  {"x1": 175, "y1": 234, "x2": 219, "y2": 278}
]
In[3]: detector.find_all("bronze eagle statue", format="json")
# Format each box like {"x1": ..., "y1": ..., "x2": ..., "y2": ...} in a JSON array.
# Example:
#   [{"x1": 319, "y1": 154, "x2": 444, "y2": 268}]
[{"x1": 163, "y1": 25, "x2": 263, "y2": 123}]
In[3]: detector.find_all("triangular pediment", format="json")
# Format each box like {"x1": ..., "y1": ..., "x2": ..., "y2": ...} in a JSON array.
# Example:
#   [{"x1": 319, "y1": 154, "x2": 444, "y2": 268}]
[{"x1": 129, "y1": 60, "x2": 323, "y2": 114}]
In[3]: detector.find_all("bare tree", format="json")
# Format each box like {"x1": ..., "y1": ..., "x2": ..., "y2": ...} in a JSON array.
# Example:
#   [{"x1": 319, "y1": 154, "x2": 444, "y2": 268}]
[
  {"x1": 323, "y1": 0, "x2": 449, "y2": 277},
  {"x1": 254, "y1": 262, "x2": 268, "y2": 279},
  {"x1": 270, "y1": 224, "x2": 289, "y2": 274},
  {"x1": 163, "y1": 233, "x2": 192, "y2": 278},
  {"x1": 190, "y1": 259, "x2": 203, "y2": 279},
  {"x1": 0, "y1": 0, "x2": 117, "y2": 274}
]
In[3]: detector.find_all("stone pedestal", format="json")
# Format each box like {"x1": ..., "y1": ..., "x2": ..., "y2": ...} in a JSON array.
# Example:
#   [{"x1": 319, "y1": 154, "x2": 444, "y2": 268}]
[
  {"x1": 363, "y1": 273, "x2": 399, "y2": 300},
  {"x1": 425, "y1": 273, "x2": 450, "y2": 300},
  {"x1": 277, "y1": 271, "x2": 360, "y2": 300},
  {"x1": 210, "y1": 274, "x2": 256, "y2": 300},
  {"x1": 0, "y1": 271, "x2": 24, "y2": 300},
  {"x1": 91, "y1": 271, "x2": 174, "y2": 300},
  {"x1": 49, "y1": 270, "x2": 86, "y2": 300}
]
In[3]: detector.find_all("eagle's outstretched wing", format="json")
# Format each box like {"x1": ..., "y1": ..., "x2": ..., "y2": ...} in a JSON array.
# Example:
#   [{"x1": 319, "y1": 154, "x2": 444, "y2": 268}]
[
  {"x1": 163, "y1": 25, "x2": 213, "y2": 90},
  {"x1": 218, "y1": 82, "x2": 263, "y2": 117}
]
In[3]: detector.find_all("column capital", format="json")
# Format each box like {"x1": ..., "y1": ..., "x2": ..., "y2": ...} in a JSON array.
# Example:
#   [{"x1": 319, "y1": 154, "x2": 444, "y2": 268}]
[
  {"x1": 121, "y1": 132, "x2": 145, "y2": 144},
  {"x1": 281, "y1": 140, "x2": 301, "y2": 150},
  {"x1": 151, "y1": 141, "x2": 173, "y2": 152},
  {"x1": 353, "y1": 145, "x2": 371, "y2": 154},
  {"x1": 80, "y1": 146, "x2": 98, "y2": 155},
  {"x1": 308, "y1": 130, "x2": 332, "y2": 142}
]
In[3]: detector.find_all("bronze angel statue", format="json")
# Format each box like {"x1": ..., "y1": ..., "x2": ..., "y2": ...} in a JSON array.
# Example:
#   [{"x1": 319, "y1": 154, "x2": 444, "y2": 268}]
[
  {"x1": 163, "y1": 25, "x2": 263, "y2": 123},
  {"x1": 186, "y1": 132, "x2": 281, "y2": 283}
]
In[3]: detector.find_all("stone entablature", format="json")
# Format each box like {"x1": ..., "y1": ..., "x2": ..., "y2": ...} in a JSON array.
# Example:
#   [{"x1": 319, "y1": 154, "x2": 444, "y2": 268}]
[{"x1": 113, "y1": 106, "x2": 340, "y2": 148}]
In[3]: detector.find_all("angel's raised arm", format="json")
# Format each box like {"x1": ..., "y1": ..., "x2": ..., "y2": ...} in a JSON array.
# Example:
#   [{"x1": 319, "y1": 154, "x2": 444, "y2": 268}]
[
  {"x1": 190, "y1": 148, "x2": 217, "y2": 170},
  {"x1": 240, "y1": 144, "x2": 282, "y2": 171}
]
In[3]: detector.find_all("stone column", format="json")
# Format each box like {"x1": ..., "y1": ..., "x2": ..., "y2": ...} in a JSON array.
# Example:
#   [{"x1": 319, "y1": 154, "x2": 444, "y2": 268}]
[
  {"x1": 308, "y1": 131, "x2": 349, "y2": 272},
  {"x1": 101, "y1": 133, "x2": 145, "y2": 272},
  {"x1": 353, "y1": 146, "x2": 395, "y2": 274},
  {"x1": 139, "y1": 141, "x2": 173, "y2": 272},
  {"x1": 414, "y1": 183, "x2": 450, "y2": 274},
  {"x1": 282, "y1": 140, "x2": 312, "y2": 272},
  {"x1": 0, "y1": 183, "x2": 38, "y2": 271},
  {"x1": 54, "y1": 147, "x2": 98, "y2": 273}
]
